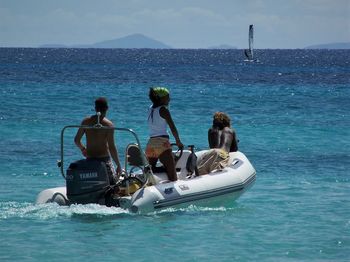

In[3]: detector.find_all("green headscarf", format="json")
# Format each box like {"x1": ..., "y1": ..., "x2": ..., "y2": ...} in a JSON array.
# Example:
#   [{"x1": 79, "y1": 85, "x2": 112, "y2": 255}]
[{"x1": 153, "y1": 87, "x2": 169, "y2": 98}]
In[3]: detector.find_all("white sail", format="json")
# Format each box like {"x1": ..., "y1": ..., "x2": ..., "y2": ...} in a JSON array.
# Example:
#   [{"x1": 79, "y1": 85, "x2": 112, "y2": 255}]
[
  {"x1": 248, "y1": 24, "x2": 254, "y2": 59},
  {"x1": 244, "y1": 24, "x2": 254, "y2": 61}
]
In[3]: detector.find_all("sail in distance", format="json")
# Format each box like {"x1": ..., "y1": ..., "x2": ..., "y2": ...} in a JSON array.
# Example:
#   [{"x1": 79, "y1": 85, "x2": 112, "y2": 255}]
[{"x1": 244, "y1": 24, "x2": 254, "y2": 60}]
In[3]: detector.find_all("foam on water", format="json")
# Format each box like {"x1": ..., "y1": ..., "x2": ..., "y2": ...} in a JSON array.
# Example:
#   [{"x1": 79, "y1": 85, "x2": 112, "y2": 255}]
[
  {"x1": 0, "y1": 201, "x2": 243, "y2": 222},
  {"x1": 0, "y1": 202, "x2": 130, "y2": 220}
]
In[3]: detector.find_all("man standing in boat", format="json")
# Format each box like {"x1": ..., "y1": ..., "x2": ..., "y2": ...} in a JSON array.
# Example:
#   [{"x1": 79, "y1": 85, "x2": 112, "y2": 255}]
[
  {"x1": 74, "y1": 97, "x2": 122, "y2": 185},
  {"x1": 197, "y1": 112, "x2": 238, "y2": 175}
]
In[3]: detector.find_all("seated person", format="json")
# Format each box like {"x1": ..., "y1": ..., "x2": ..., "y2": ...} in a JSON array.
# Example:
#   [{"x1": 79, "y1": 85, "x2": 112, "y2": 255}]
[{"x1": 197, "y1": 112, "x2": 238, "y2": 175}]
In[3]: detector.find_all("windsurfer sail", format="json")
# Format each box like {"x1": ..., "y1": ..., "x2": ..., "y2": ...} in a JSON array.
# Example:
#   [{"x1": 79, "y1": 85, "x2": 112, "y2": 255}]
[{"x1": 244, "y1": 24, "x2": 254, "y2": 61}]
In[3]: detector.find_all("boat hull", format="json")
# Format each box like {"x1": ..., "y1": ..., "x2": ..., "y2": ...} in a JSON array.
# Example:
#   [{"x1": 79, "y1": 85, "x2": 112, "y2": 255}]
[{"x1": 36, "y1": 151, "x2": 256, "y2": 213}]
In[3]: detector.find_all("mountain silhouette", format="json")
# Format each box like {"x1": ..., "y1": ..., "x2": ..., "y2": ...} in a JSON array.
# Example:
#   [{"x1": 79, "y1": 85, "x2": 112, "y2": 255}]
[
  {"x1": 91, "y1": 33, "x2": 171, "y2": 49},
  {"x1": 39, "y1": 34, "x2": 171, "y2": 49},
  {"x1": 304, "y1": 42, "x2": 350, "y2": 49},
  {"x1": 61, "y1": 34, "x2": 171, "y2": 49}
]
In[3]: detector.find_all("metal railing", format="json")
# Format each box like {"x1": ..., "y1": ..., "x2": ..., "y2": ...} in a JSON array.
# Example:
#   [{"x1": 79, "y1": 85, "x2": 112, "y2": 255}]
[{"x1": 58, "y1": 125, "x2": 146, "y2": 179}]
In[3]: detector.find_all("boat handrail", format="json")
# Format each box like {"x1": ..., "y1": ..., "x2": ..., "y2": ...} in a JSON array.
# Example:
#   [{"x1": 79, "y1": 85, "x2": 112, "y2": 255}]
[{"x1": 58, "y1": 125, "x2": 146, "y2": 179}]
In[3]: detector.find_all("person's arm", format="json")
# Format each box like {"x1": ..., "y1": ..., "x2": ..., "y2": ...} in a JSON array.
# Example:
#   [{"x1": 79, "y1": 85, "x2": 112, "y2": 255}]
[
  {"x1": 107, "y1": 129, "x2": 122, "y2": 174},
  {"x1": 74, "y1": 120, "x2": 87, "y2": 157},
  {"x1": 208, "y1": 128, "x2": 220, "y2": 149},
  {"x1": 159, "y1": 106, "x2": 183, "y2": 149},
  {"x1": 220, "y1": 128, "x2": 236, "y2": 152},
  {"x1": 230, "y1": 130, "x2": 238, "y2": 152}
]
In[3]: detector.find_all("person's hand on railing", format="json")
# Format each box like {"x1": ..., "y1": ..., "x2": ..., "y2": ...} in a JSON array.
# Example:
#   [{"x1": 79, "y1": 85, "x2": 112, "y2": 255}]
[
  {"x1": 116, "y1": 165, "x2": 122, "y2": 176},
  {"x1": 81, "y1": 147, "x2": 87, "y2": 157},
  {"x1": 176, "y1": 139, "x2": 184, "y2": 150}
]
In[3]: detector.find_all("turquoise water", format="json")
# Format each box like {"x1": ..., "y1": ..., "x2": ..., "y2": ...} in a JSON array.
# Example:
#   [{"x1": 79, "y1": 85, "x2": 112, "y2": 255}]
[{"x1": 0, "y1": 48, "x2": 349, "y2": 261}]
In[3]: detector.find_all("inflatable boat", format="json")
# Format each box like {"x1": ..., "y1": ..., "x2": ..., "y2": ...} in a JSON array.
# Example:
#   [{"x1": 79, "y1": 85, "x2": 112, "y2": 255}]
[{"x1": 36, "y1": 125, "x2": 256, "y2": 213}]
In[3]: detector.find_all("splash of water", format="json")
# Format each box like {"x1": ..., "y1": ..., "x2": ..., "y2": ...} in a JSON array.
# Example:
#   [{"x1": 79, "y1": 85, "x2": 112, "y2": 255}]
[{"x1": 0, "y1": 201, "x2": 130, "y2": 220}]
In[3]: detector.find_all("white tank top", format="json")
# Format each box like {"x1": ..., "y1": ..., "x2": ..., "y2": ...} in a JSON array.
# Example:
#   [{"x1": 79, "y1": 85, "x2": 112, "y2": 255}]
[{"x1": 148, "y1": 106, "x2": 168, "y2": 137}]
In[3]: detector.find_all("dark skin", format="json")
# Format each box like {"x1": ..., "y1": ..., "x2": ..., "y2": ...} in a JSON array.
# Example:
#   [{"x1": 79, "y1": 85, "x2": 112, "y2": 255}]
[
  {"x1": 208, "y1": 126, "x2": 238, "y2": 152},
  {"x1": 74, "y1": 110, "x2": 122, "y2": 175},
  {"x1": 148, "y1": 94, "x2": 183, "y2": 181}
]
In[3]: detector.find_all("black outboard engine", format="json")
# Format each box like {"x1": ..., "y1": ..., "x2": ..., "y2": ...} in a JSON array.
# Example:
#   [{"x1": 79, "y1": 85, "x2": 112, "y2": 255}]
[{"x1": 66, "y1": 159, "x2": 111, "y2": 205}]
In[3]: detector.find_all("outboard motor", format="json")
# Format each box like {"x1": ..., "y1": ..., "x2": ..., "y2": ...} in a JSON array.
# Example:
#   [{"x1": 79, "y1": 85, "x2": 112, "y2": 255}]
[{"x1": 66, "y1": 159, "x2": 111, "y2": 205}]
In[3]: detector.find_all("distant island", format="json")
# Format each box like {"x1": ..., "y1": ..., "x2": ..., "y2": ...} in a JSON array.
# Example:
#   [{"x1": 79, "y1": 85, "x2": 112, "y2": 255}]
[
  {"x1": 39, "y1": 44, "x2": 68, "y2": 48},
  {"x1": 39, "y1": 34, "x2": 237, "y2": 49},
  {"x1": 207, "y1": 44, "x2": 237, "y2": 49},
  {"x1": 39, "y1": 34, "x2": 172, "y2": 49},
  {"x1": 304, "y1": 42, "x2": 350, "y2": 49},
  {"x1": 38, "y1": 35, "x2": 350, "y2": 50}
]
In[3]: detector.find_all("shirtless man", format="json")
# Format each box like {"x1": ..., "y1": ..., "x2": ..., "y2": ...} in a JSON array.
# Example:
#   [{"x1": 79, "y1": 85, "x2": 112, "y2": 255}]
[
  {"x1": 208, "y1": 112, "x2": 238, "y2": 152},
  {"x1": 198, "y1": 112, "x2": 238, "y2": 175},
  {"x1": 74, "y1": 97, "x2": 122, "y2": 184}
]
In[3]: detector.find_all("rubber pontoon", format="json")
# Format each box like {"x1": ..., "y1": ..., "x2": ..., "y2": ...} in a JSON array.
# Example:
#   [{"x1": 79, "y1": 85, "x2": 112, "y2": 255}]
[{"x1": 36, "y1": 124, "x2": 256, "y2": 213}]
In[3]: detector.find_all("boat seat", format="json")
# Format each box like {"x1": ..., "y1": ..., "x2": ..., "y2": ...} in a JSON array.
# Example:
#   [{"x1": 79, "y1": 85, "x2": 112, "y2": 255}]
[
  {"x1": 125, "y1": 143, "x2": 156, "y2": 185},
  {"x1": 126, "y1": 143, "x2": 147, "y2": 167},
  {"x1": 150, "y1": 150, "x2": 192, "y2": 183}
]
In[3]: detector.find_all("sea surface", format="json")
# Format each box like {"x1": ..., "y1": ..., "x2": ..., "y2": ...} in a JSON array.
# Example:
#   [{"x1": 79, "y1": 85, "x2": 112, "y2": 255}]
[{"x1": 0, "y1": 48, "x2": 349, "y2": 261}]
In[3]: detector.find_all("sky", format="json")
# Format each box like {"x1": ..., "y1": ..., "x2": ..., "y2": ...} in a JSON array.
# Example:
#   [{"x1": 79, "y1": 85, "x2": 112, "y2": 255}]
[{"x1": 0, "y1": 0, "x2": 349, "y2": 48}]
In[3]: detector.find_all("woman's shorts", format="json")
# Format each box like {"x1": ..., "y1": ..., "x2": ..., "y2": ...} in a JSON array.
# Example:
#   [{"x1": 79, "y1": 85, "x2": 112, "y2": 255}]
[{"x1": 145, "y1": 137, "x2": 172, "y2": 159}]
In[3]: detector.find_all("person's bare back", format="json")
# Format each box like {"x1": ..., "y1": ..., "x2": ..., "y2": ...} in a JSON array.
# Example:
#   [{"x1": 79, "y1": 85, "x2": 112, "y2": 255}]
[
  {"x1": 74, "y1": 97, "x2": 122, "y2": 176},
  {"x1": 208, "y1": 127, "x2": 235, "y2": 152},
  {"x1": 208, "y1": 112, "x2": 238, "y2": 153},
  {"x1": 82, "y1": 115, "x2": 113, "y2": 158}
]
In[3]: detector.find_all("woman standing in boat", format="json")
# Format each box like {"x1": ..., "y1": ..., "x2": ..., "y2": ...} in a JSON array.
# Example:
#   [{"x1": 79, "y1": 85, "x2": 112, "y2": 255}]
[{"x1": 145, "y1": 87, "x2": 184, "y2": 181}]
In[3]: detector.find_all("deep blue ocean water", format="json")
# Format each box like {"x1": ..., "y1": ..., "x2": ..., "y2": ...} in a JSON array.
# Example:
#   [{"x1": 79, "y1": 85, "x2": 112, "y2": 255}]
[{"x1": 0, "y1": 48, "x2": 349, "y2": 261}]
